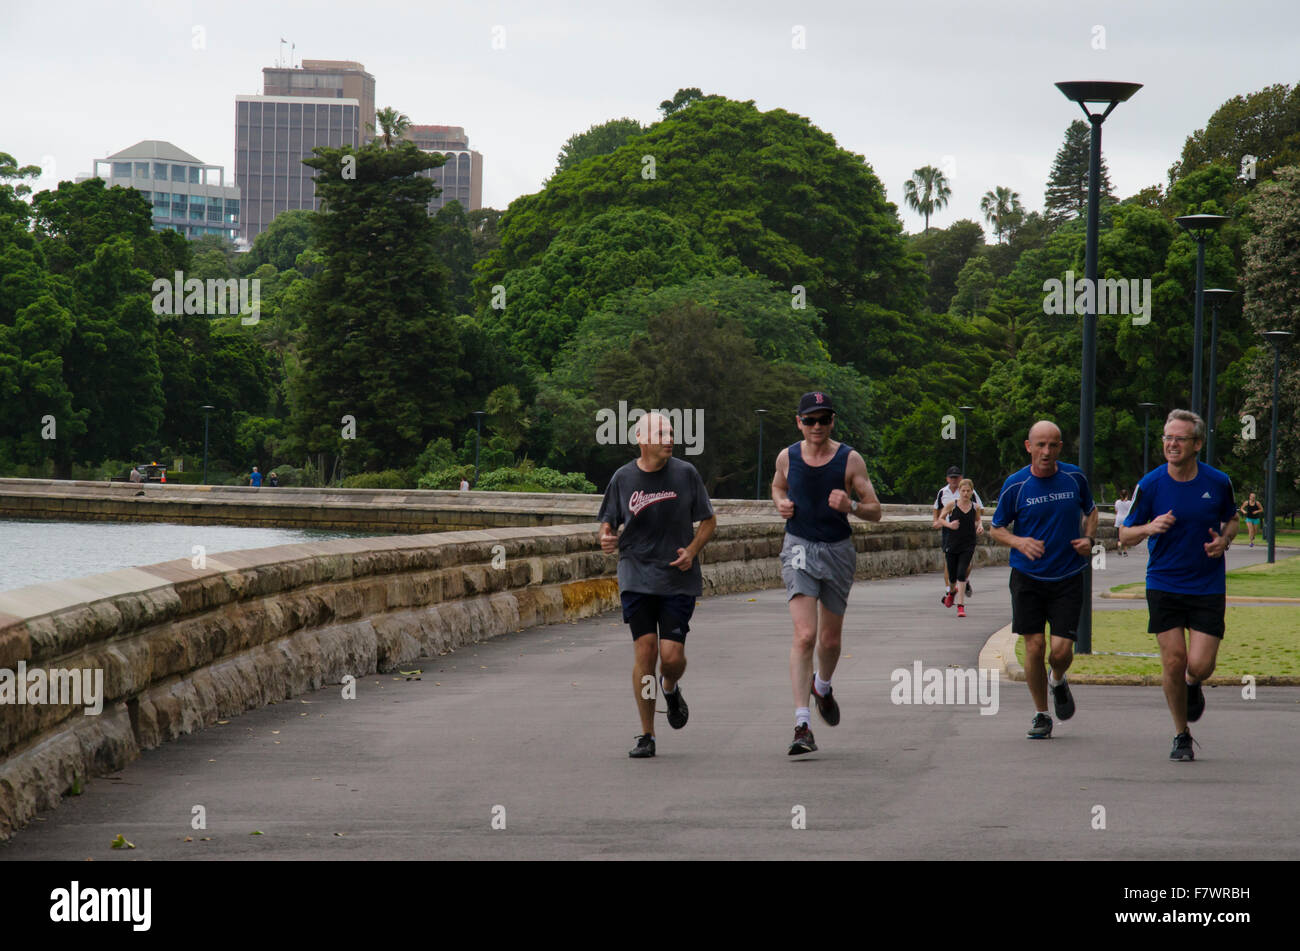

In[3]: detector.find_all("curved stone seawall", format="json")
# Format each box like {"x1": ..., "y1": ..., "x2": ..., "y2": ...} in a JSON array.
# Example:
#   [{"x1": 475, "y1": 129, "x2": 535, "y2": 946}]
[
  {"x1": 0, "y1": 516, "x2": 1006, "y2": 839},
  {"x1": 0, "y1": 478, "x2": 939, "y2": 532}
]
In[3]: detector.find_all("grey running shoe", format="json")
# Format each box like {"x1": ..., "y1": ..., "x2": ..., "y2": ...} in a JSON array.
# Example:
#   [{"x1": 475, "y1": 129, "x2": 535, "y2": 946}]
[
  {"x1": 1170, "y1": 731, "x2": 1194, "y2": 762},
  {"x1": 629, "y1": 734, "x2": 655, "y2": 758},
  {"x1": 787, "y1": 724, "x2": 817, "y2": 755},
  {"x1": 1051, "y1": 679, "x2": 1076, "y2": 721},
  {"x1": 1186, "y1": 681, "x2": 1205, "y2": 723},
  {"x1": 1026, "y1": 713, "x2": 1053, "y2": 739},
  {"x1": 664, "y1": 684, "x2": 689, "y2": 729}
]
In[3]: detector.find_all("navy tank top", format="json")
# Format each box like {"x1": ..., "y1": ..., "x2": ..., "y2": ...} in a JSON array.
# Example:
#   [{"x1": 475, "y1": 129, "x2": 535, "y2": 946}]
[{"x1": 786, "y1": 441, "x2": 852, "y2": 542}]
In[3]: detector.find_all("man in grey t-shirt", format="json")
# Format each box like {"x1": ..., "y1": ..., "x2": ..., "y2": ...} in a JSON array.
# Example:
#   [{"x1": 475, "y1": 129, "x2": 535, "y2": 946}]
[{"x1": 598, "y1": 412, "x2": 716, "y2": 759}]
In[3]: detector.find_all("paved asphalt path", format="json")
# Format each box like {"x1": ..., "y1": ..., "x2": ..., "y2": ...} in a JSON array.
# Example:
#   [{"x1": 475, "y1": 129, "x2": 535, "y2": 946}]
[{"x1": 4, "y1": 544, "x2": 1297, "y2": 860}]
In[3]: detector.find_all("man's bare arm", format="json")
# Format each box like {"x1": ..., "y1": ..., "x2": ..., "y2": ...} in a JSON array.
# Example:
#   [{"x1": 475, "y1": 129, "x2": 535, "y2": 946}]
[{"x1": 847, "y1": 452, "x2": 882, "y2": 522}]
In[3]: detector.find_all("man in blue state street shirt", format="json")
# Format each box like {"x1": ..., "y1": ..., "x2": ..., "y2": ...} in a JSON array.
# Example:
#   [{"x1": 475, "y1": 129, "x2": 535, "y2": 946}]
[
  {"x1": 989, "y1": 420, "x2": 1098, "y2": 740},
  {"x1": 1119, "y1": 409, "x2": 1237, "y2": 762}
]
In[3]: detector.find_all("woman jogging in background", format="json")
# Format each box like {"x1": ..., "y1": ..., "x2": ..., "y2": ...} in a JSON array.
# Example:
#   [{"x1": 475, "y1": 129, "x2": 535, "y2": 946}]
[
  {"x1": 1114, "y1": 489, "x2": 1133, "y2": 556},
  {"x1": 1239, "y1": 492, "x2": 1264, "y2": 547},
  {"x1": 939, "y1": 479, "x2": 981, "y2": 618}
]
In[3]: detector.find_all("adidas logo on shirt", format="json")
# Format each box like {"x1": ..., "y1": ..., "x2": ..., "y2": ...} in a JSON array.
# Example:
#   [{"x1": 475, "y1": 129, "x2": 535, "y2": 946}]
[{"x1": 1202, "y1": 492, "x2": 1212, "y2": 499}]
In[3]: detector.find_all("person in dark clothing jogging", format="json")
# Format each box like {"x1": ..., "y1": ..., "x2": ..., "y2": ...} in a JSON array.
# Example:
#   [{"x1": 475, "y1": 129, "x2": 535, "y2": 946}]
[
  {"x1": 771, "y1": 391, "x2": 882, "y2": 756},
  {"x1": 598, "y1": 412, "x2": 717, "y2": 759},
  {"x1": 938, "y1": 479, "x2": 981, "y2": 617}
]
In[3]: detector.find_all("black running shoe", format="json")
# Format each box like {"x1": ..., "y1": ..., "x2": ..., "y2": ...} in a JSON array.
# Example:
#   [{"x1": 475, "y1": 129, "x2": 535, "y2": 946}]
[
  {"x1": 1051, "y1": 679, "x2": 1076, "y2": 721},
  {"x1": 1026, "y1": 713, "x2": 1053, "y2": 739},
  {"x1": 628, "y1": 734, "x2": 655, "y2": 758},
  {"x1": 812, "y1": 680, "x2": 840, "y2": 727},
  {"x1": 1186, "y1": 681, "x2": 1205, "y2": 723},
  {"x1": 1170, "y1": 731, "x2": 1194, "y2": 762},
  {"x1": 966, "y1": 582, "x2": 973, "y2": 597},
  {"x1": 787, "y1": 724, "x2": 817, "y2": 755},
  {"x1": 664, "y1": 684, "x2": 689, "y2": 729}
]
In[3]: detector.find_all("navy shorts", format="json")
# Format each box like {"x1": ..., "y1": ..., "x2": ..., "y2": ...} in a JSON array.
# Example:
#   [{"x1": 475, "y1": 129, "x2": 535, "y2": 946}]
[
  {"x1": 621, "y1": 591, "x2": 696, "y2": 642},
  {"x1": 1146, "y1": 589, "x2": 1226, "y2": 639}
]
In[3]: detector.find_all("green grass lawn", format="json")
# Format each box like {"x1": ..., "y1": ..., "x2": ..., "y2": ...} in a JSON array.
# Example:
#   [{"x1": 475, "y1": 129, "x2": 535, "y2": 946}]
[
  {"x1": 1014, "y1": 605, "x2": 1300, "y2": 678},
  {"x1": 1111, "y1": 550, "x2": 1300, "y2": 599}
]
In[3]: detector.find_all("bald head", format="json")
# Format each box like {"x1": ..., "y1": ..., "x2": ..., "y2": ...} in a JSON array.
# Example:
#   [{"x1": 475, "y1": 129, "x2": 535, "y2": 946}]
[
  {"x1": 635, "y1": 412, "x2": 673, "y2": 446},
  {"x1": 1027, "y1": 420, "x2": 1061, "y2": 444}
]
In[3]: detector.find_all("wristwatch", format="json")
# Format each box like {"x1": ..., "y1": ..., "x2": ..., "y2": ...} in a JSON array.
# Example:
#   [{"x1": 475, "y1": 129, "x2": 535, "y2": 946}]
[{"x1": 850, "y1": 500, "x2": 859, "y2": 513}]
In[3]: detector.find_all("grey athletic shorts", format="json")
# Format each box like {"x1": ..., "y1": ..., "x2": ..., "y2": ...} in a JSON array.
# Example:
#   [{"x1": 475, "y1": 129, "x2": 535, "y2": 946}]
[{"x1": 779, "y1": 531, "x2": 858, "y2": 615}]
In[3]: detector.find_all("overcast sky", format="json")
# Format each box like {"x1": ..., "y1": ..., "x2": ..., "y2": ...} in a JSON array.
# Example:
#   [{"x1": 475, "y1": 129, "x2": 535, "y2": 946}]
[{"x1": 5, "y1": 0, "x2": 1297, "y2": 237}]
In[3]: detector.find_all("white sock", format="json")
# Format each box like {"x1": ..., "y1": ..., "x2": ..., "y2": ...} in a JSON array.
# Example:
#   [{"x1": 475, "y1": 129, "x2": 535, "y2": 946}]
[
  {"x1": 660, "y1": 675, "x2": 677, "y2": 695},
  {"x1": 814, "y1": 673, "x2": 831, "y2": 697},
  {"x1": 1036, "y1": 710, "x2": 1049, "y2": 716},
  {"x1": 1048, "y1": 672, "x2": 1064, "y2": 688},
  {"x1": 795, "y1": 707, "x2": 811, "y2": 727}
]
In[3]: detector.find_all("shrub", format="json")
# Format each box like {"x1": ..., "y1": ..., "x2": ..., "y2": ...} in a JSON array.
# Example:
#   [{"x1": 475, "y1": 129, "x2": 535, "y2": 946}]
[{"x1": 341, "y1": 468, "x2": 410, "y2": 489}]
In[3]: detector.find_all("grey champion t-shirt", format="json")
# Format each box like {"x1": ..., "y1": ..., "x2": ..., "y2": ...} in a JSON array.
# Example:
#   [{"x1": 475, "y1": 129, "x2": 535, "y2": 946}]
[{"x1": 597, "y1": 456, "x2": 715, "y2": 597}]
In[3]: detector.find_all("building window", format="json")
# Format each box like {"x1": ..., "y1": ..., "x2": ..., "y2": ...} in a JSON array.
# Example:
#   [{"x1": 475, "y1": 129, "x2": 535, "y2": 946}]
[
  {"x1": 134, "y1": 162, "x2": 149, "y2": 178},
  {"x1": 171, "y1": 165, "x2": 186, "y2": 181}
]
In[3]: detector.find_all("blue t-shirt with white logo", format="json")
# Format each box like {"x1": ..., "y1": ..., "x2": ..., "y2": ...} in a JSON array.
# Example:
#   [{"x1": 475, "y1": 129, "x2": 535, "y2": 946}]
[
  {"x1": 991, "y1": 463, "x2": 1096, "y2": 581},
  {"x1": 1124, "y1": 464, "x2": 1236, "y2": 595}
]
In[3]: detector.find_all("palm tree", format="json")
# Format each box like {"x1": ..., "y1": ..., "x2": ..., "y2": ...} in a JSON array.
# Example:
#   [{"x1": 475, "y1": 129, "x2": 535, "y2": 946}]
[
  {"x1": 370, "y1": 107, "x2": 412, "y2": 149},
  {"x1": 979, "y1": 186, "x2": 1024, "y2": 243},
  {"x1": 903, "y1": 166, "x2": 951, "y2": 234}
]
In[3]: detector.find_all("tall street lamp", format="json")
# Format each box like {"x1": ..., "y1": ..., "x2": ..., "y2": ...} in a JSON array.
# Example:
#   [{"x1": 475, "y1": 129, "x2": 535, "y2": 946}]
[
  {"x1": 472, "y1": 410, "x2": 486, "y2": 487},
  {"x1": 1202, "y1": 288, "x2": 1234, "y2": 466},
  {"x1": 1174, "y1": 214, "x2": 1229, "y2": 442},
  {"x1": 958, "y1": 406, "x2": 974, "y2": 478},
  {"x1": 1056, "y1": 79, "x2": 1142, "y2": 655},
  {"x1": 1138, "y1": 401, "x2": 1158, "y2": 476},
  {"x1": 755, "y1": 409, "x2": 768, "y2": 500},
  {"x1": 201, "y1": 405, "x2": 215, "y2": 485},
  {"x1": 1261, "y1": 331, "x2": 1293, "y2": 564}
]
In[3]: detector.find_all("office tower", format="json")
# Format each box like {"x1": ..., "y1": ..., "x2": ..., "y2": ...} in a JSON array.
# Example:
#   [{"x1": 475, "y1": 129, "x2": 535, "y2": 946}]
[
  {"x1": 85, "y1": 140, "x2": 240, "y2": 241},
  {"x1": 235, "y1": 60, "x2": 372, "y2": 244},
  {"x1": 408, "y1": 125, "x2": 483, "y2": 214}
]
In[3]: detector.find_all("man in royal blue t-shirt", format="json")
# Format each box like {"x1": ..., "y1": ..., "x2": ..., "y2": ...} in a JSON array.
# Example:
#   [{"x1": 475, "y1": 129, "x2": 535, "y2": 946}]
[
  {"x1": 989, "y1": 420, "x2": 1098, "y2": 740},
  {"x1": 1119, "y1": 409, "x2": 1237, "y2": 762}
]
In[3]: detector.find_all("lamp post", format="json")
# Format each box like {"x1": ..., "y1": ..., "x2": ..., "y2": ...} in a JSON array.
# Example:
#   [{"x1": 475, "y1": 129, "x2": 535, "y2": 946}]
[
  {"x1": 958, "y1": 406, "x2": 974, "y2": 479},
  {"x1": 1202, "y1": 288, "x2": 1234, "y2": 466},
  {"x1": 1138, "y1": 402, "x2": 1158, "y2": 475},
  {"x1": 1174, "y1": 215, "x2": 1229, "y2": 444},
  {"x1": 472, "y1": 410, "x2": 486, "y2": 487},
  {"x1": 1056, "y1": 80, "x2": 1142, "y2": 655},
  {"x1": 1261, "y1": 331, "x2": 1293, "y2": 564},
  {"x1": 201, "y1": 405, "x2": 215, "y2": 485},
  {"x1": 755, "y1": 409, "x2": 768, "y2": 500}
]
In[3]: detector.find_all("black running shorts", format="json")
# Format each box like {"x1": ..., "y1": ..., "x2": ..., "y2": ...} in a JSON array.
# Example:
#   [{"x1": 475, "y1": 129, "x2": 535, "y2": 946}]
[
  {"x1": 1146, "y1": 588, "x2": 1226, "y2": 638},
  {"x1": 621, "y1": 591, "x2": 695, "y2": 642},
  {"x1": 1009, "y1": 568, "x2": 1083, "y2": 641}
]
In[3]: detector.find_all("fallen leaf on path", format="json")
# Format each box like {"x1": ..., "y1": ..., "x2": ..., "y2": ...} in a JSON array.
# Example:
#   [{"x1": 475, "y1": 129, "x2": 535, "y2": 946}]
[{"x1": 110, "y1": 834, "x2": 134, "y2": 850}]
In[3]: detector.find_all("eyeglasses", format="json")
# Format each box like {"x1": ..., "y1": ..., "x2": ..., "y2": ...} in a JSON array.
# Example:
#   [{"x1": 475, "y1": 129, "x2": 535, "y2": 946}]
[
  {"x1": 800, "y1": 415, "x2": 833, "y2": 426},
  {"x1": 1161, "y1": 434, "x2": 1196, "y2": 443}
]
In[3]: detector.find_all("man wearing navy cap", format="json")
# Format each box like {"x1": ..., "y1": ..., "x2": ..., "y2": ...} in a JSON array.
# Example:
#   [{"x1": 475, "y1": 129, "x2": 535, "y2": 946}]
[{"x1": 771, "y1": 392, "x2": 882, "y2": 755}]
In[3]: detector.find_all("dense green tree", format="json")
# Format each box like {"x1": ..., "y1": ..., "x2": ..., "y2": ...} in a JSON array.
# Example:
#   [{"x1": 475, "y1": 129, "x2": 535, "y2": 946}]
[
  {"x1": 478, "y1": 97, "x2": 924, "y2": 373},
  {"x1": 1044, "y1": 120, "x2": 1114, "y2": 223},
  {"x1": 909, "y1": 219, "x2": 986, "y2": 313},
  {"x1": 247, "y1": 208, "x2": 315, "y2": 274},
  {"x1": 659, "y1": 87, "x2": 707, "y2": 117},
  {"x1": 433, "y1": 201, "x2": 476, "y2": 315},
  {"x1": 1238, "y1": 165, "x2": 1300, "y2": 483},
  {"x1": 554, "y1": 118, "x2": 646, "y2": 176},
  {"x1": 484, "y1": 207, "x2": 733, "y2": 370},
  {"x1": 291, "y1": 141, "x2": 463, "y2": 472},
  {"x1": 950, "y1": 255, "x2": 995, "y2": 316},
  {"x1": 1172, "y1": 83, "x2": 1300, "y2": 189}
]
